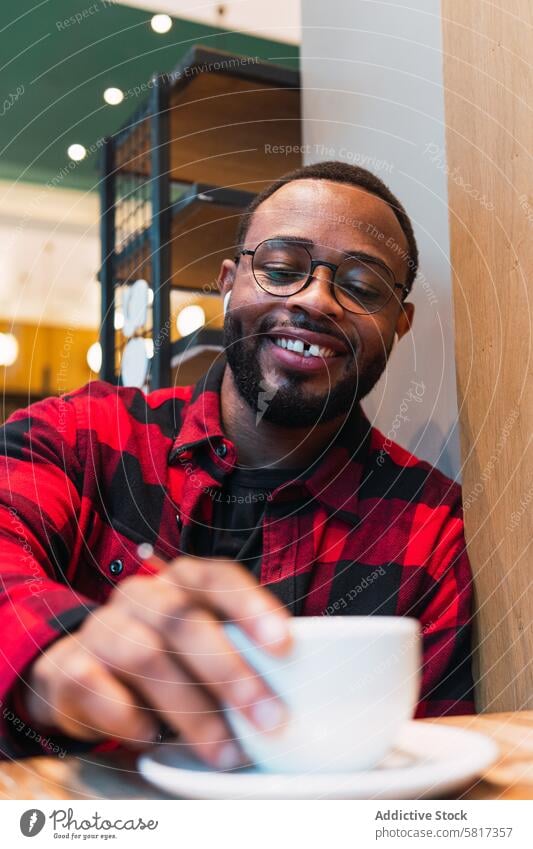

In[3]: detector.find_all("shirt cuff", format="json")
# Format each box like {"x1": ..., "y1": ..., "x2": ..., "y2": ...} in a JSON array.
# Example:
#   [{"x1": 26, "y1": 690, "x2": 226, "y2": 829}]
[{"x1": 0, "y1": 600, "x2": 99, "y2": 760}]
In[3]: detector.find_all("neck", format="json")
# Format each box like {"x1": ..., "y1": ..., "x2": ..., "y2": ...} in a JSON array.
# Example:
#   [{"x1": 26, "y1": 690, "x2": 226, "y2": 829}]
[{"x1": 220, "y1": 365, "x2": 355, "y2": 470}]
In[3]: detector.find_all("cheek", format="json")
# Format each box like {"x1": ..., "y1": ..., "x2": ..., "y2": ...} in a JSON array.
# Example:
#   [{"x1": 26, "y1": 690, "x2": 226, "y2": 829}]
[
  {"x1": 354, "y1": 319, "x2": 390, "y2": 361},
  {"x1": 235, "y1": 296, "x2": 288, "y2": 344},
  {"x1": 231, "y1": 279, "x2": 274, "y2": 319}
]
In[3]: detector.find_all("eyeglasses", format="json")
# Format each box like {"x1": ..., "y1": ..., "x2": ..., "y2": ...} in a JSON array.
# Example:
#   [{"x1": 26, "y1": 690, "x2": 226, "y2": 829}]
[{"x1": 234, "y1": 238, "x2": 410, "y2": 315}]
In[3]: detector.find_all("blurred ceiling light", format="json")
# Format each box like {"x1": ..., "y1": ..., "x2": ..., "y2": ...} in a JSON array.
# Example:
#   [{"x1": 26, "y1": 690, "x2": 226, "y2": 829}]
[
  {"x1": 0, "y1": 333, "x2": 19, "y2": 367},
  {"x1": 67, "y1": 143, "x2": 86, "y2": 162},
  {"x1": 114, "y1": 309, "x2": 124, "y2": 330},
  {"x1": 145, "y1": 338, "x2": 154, "y2": 359},
  {"x1": 103, "y1": 87, "x2": 124, "y2": 106},
  {"x1": 151, "y1": 14, "x2": 172, "y2": 33},
  {"x1": 176, "y1": 305, "x2": 206, "y2": 337},
  {"x1": 87, "y1": 342, "x2": 102, "y2": 373}
]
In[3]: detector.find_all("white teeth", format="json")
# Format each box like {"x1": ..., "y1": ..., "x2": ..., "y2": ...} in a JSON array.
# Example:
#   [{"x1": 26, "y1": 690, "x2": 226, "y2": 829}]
[
  {"x1": 272, "y1": 337, "x2": 337, "y2": 358},
  {"x1": 288, "y1": 339, "x2": 304, "y2": 354}
]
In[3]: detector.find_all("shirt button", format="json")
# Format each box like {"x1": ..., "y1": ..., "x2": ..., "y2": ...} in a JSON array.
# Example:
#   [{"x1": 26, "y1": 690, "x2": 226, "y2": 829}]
[
  {"x1": 109, "y1": 559, "x2": 124, "y2": 576},
  {"x1": 215, "y1": 442, "x2": 228, "y2": 458}
]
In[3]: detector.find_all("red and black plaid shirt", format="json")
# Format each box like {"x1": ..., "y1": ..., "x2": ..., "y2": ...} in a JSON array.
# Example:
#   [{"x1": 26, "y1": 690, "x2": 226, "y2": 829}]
[{"x1": 0, "y1": 356, "x2": 475, "y2": 759}]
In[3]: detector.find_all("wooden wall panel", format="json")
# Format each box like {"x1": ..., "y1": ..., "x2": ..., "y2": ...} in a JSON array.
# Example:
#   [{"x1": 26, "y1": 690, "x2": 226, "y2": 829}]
[{"x1": 441, "y1": 1, "x2": 532, "y2": 710}]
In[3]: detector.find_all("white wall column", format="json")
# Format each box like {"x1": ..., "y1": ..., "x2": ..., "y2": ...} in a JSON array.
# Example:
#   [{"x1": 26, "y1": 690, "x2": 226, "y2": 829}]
[{"x1": 300, "y1": 0, "x2": 458, "y2": 476}]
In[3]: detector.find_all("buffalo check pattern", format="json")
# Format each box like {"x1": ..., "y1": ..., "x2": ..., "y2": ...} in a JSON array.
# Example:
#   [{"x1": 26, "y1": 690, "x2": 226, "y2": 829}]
[{"x1": 0, "y1": 356, "x2": 475, "y2": 759}]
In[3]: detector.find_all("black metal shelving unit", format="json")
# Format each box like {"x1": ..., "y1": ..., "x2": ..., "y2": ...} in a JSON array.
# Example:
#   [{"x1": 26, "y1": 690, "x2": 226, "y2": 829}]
[{"x1": 99, "y1": 44, "x2": 301, "y2": 389}]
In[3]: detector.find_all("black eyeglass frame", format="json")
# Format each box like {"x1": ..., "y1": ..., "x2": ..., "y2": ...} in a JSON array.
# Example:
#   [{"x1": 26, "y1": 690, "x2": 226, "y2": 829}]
[{"x1": 234, "y1": 238, "x2": 411, "y2": 314}]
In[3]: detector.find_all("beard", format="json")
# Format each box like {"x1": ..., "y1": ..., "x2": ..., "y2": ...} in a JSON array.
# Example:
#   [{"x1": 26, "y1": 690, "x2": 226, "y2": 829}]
[{"x1": 223, "y1": 310, "x2": 391, "y2": 427}]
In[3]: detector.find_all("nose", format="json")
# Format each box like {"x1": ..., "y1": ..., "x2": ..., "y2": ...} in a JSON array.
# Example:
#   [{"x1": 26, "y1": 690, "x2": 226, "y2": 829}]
[{"x1": 285, "y1": 263, "x2": 345, "y2": 320}]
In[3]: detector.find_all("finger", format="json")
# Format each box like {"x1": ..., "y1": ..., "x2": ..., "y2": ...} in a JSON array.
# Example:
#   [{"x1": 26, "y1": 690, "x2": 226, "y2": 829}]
[
  {"x1": 89, "y1": 610, "x2": 248, "y2": 769},
  {"x1": 167, "y1": 556, "x2": 293, "y2": 654},
  {"x1": 127, "y1": 652, "x2": 248, "y2": 769},
  {"x1": 169, "y1": 607, "x2": 289, "y2": 734},
  {"x1": 51, "y1": 654, "x2": 160, "y2": 747},
  {"x1": 114, "y1": 577, "x2": 287, "y2": 732}
]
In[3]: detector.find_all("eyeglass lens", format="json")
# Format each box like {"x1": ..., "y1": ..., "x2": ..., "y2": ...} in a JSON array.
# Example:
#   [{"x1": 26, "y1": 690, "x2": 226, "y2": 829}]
[{"x1": 252, "y1": 239, "x2": 398, "y2": 313}]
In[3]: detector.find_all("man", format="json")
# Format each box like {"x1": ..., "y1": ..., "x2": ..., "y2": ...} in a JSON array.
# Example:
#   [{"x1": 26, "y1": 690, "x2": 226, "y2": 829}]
[{"x1": 0, "y1": 161, "x2": 475, "y2": 768}]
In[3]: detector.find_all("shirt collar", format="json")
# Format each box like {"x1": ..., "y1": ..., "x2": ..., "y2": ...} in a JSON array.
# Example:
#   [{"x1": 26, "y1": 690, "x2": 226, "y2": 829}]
[
  {"x1": 170, "y1": 354, "x2": 371, "y2": 520},
  {"x1": 170, "y1": 356, "x2": 228, "y2": 459}
]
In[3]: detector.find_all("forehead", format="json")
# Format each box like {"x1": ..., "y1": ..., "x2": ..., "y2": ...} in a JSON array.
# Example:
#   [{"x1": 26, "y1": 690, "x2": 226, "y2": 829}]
[{"x1": 244, "y1": 178, "x2": 410, "y2": 271}]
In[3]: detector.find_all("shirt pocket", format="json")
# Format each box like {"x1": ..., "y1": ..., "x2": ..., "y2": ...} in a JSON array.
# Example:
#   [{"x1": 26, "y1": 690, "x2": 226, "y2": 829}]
[{"x1": 91, "y1": 518, "x2": 149, "y2": 595}]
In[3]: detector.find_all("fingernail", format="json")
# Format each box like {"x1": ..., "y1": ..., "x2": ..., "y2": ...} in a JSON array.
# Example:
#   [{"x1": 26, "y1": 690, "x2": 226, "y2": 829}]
[
  {"x1": 216, "y1": 741, "x2": 246, "y2": 770},
  {"x1": 251, "y1": 698, "x2": 287, "y2": 732},
  {"x1": 231, "y1": 676, "x2": 262, "y2": 705},
  {"x1": 254, "y1": 615, "x2": 289, "y2": 648}
]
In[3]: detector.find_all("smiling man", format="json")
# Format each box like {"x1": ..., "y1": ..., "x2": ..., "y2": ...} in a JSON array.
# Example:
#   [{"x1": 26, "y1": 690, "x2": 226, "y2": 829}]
[{"x1": 0, "y1": 161, "x2": 475, "y2": 767}]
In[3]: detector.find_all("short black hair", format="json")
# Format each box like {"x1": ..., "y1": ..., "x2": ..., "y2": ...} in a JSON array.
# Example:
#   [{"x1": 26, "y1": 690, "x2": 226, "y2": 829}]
[{"x1": 235, "y1": 160, "x2": 418, "y2": 293}]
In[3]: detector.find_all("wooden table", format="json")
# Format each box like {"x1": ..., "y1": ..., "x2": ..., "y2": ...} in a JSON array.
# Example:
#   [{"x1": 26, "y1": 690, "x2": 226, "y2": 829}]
[{"x1": 0, "y1": 711, "x2": 531, "y2": 800}]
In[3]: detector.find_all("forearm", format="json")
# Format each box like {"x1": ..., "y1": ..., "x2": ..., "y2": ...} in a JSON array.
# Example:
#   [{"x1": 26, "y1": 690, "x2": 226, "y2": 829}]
[{"x1": 0, "y1": 584, "x2": 98, "y2": 759}]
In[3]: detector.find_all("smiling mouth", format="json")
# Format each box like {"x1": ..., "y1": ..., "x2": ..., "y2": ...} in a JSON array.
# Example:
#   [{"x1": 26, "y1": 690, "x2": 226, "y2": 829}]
[{"x1": 267, "y1": 335, "x2": 342, "y2": 359}]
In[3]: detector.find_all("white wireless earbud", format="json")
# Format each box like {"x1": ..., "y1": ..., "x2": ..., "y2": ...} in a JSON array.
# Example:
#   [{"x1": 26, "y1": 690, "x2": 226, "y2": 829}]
[{"x1": 223, "y1": 291, "x2": 231, "y2": 317}]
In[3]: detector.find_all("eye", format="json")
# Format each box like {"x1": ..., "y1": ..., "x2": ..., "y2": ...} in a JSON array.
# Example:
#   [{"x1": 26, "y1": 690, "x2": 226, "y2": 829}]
[
  {"x1": 262, "y1": 265, "x2": 304, "y2": 282},
  {"x1": 339, "y1": 280, "x2": 382, "y2": 302}
]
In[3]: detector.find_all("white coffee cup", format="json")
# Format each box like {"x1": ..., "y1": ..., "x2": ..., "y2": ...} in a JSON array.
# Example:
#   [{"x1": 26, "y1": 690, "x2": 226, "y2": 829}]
[{"x1": 223, "y1": 616, "x2": 421, "y2": 773}]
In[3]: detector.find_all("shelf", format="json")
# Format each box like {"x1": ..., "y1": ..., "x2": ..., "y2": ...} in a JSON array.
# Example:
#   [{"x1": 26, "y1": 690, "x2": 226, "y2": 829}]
[
  {"x1": 114, "y1": 183, "x2": 255, "y2": 292},
  {"x1": 100, "y1": 43, "x2": 302, "y2": 388},
  {"x1": 114, "y1": 44, "x2": 301, "y2": 191}
]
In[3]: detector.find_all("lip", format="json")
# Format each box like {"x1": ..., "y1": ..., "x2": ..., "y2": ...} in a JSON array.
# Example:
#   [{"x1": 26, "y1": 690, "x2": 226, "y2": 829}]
[
  {"x1": 263, "y1": 337, "x2": 344, "y2": 373},
  {"x1": 267, "y1": 328, "x2": 350, "y2": 355}
]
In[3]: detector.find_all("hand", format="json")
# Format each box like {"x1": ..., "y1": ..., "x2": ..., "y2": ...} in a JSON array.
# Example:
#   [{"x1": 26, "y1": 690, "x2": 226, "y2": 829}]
[{"x1": 20, "y1": 556, "x2": 292, "y2": 768}]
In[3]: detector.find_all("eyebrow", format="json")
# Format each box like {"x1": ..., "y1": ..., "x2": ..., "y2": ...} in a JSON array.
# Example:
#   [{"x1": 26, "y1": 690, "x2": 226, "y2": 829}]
[{"x1": 265, "y1": 235, "x2": 393, "y2": 269}]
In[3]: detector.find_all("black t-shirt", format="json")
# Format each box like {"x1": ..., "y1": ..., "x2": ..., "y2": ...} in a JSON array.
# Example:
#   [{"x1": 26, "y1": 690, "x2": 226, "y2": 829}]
[{"x1": 191, "y1": 466, "x2": 301, "y2": 577}]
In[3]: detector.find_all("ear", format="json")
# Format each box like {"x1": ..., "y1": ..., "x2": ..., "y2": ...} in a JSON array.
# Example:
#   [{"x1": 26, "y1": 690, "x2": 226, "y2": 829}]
[
  {"x1": 395, "y1": 301, "x2": 414, "y2": 341},
  {"x1": 216, "y1": 258, "x2": 237, "y2": 298}
]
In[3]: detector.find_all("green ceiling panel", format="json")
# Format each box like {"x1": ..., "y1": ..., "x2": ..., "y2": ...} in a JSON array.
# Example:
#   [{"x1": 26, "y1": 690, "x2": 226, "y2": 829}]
[{"x1": 0, "y1": 1, "x2": 299, "y2": 191}]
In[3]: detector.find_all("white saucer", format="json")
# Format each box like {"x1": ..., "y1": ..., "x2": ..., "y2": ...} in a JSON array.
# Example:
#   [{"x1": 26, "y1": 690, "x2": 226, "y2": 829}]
[{"x1": 138, "y1": 721, "x2": 498, "y2": 799}]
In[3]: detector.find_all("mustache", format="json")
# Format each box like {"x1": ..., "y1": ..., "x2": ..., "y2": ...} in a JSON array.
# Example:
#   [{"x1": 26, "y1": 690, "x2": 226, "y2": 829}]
[{"x1": 259, "y1": 315, "x2": 357, "y2": 355}]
